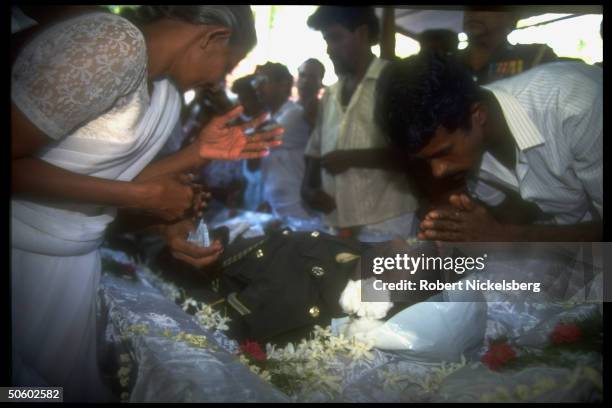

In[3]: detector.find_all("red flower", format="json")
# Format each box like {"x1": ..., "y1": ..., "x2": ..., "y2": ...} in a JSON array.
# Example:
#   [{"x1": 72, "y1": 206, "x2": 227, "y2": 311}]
[
  {"x1": 550, "y1": 323, "x2": 582, "y2": 345},
  {"x1": 481, "y1": 342, "x2": 516, "y2": 371},
  {"x1": 240, "y1": 340, "x2": 267, "y2": 361}
]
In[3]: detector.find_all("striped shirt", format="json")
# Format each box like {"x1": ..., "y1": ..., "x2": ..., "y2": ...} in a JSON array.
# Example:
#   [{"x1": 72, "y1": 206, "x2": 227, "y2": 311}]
[
  {"x1": 305, "y1": 57, "x2": 418, "y2": 228},
  {"x1": 468, "y1": 62, "x2": 603, "y2": 225}
]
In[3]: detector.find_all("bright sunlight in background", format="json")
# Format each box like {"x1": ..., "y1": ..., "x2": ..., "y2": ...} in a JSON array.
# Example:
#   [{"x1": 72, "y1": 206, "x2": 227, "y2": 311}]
[
  {"x1": 110, "y1": 6, "x2": 602, "y2": 96},
  {"x1": 509, "y1": 14, "x2": 603, "y2": 65}
]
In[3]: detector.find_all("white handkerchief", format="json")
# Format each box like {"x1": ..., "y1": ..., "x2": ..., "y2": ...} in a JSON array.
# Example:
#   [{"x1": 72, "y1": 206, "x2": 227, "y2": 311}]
[{"x1": 187, "y1": 219, "x2": 210, "y2": 247}]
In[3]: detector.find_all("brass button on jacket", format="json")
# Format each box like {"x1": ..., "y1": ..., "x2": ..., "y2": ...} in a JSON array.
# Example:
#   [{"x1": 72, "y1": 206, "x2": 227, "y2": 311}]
[
  {"x1": 311, "y1": 266, "x2": 325, "y2": 277},
  {"x1": 308, "y1": 306, "x2": 320, "y2": 318}
]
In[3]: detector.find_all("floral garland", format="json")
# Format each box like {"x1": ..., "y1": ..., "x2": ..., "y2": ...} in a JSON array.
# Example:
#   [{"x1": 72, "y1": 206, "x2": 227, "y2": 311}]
[
  {"x1": 103, "y1": 253, "x2": 603, "y2": 402},
  {"x1": 181, "y1": 297, "x2": 232, "y2": 333},
  {"x1": 131, "y1": 264, "x2": 383, "y2": 399},
  {"x1": 379, "y1": 355, "x2": 469, "y2": 397},
  {"x1": 237, "y1": 325, "x2": 378, "y2": 399},
  {"x1": 115, "y1": 321, "x2": 220, "y2": 402}
]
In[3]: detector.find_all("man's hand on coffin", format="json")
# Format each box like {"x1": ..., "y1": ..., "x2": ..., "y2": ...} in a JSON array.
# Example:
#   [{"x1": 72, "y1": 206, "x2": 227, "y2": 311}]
[
  {"x1": 418, "y1": 193, "x2": 506, "y2": 241},
  {"x1": 161, "y1": 219, "x2": 223, "y2": 268},
  {"x1": 197, "y1": 105, "x2": 284, "y2": 161},
  {"x1": 321, "y1": 150, "x2": 353, "y2": 175},
  {"x1": 135, "y1": 172, "x2": 196, "y2": 222}
]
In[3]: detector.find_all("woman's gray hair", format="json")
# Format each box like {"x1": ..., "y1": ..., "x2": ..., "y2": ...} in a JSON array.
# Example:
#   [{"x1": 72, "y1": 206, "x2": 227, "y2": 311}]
[{"x1": 126, "y1": 6, "x2": 257, "y2": 51}]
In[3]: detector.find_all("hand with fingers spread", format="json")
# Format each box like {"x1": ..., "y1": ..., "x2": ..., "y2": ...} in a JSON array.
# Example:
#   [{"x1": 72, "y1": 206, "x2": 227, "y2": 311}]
[
  {"x1": 161, "y1": 219, "x2": 224, "y2": 269},
  {"x1": 134, "y1": 173, "x2": 196, "y2": 222},
  {"x1": 197, "y1": 105, "x2": 284, "y2": 161},
  {"x1": 418, "y1": 193, "x2": 506, "y2": 242}
]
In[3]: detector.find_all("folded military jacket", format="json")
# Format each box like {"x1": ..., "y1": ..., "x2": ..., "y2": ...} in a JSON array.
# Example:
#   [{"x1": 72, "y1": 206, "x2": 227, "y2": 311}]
[
  {"x1": 152, "y1": 228, "x2": 443, "y2": 345},
  {"x1": 218, "y1": 228, "x2": 369, "y2": 343}
]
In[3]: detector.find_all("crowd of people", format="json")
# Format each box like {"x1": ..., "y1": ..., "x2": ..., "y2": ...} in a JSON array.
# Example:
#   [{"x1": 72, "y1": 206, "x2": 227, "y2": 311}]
[{"x1": 10, "y1": 5, "x2": 602, "y2": 401}]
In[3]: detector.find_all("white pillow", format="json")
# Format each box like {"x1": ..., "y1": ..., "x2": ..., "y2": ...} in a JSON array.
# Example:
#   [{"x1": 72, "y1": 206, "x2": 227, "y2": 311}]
[{"x1": 333, "y1": 288, "x2": 487, "y2": 362}]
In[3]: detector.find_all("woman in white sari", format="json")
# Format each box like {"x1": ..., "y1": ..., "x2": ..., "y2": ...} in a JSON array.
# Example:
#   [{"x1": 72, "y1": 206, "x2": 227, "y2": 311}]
[{"x1": 11, "y1": 6, "x2": 282, "y2": 401}]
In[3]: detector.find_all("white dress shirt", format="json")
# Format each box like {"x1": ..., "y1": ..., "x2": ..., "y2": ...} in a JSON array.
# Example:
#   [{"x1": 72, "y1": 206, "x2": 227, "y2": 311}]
[
  {"x1": 305, "y1": 57, "x2": 418, "y2": 228},
  {"x1": 469, "y1": 61, "x2": 602, "y2": 225}
]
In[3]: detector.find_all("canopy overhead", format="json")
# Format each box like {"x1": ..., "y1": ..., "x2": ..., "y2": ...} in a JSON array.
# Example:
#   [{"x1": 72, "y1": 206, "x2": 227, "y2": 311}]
[{"x1": 375, "y1": 5, "x2": 603, "y2": 38}]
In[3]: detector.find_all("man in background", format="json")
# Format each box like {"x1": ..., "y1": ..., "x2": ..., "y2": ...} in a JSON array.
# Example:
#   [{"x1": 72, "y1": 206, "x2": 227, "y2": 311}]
[
  {"x1": 256, "y1": 62, "x2": 314, "y2": 218},
  {"x1": 296, "y1": 58, "x2": 325, "y2": 131},
  {"x1": 458, "y1": 7, "x2": 558, "y2": 85},
  {"x1": 302, "y1": 6, "x2": 420, "y2": 241},
  {"x1": 419, "y1": 29, "x2": 459, "y2": 57}
]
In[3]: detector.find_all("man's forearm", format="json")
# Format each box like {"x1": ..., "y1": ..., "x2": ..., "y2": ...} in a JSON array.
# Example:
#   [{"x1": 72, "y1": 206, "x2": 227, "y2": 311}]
[
  {"x1": 12, "y1": 157, "x2": 146, "y2": 208},
  {"x1": 503, "y1": 221, "x2": 602, "y2": 242},
  {"x1": 135, "y1": 143, "x2": 208, "y2": 181}
]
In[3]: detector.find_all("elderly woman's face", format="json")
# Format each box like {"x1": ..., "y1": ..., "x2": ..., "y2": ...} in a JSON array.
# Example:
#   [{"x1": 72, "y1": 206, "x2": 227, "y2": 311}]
[{"x1": 173, "y1": 26, "x2": 248, "y2": 92}]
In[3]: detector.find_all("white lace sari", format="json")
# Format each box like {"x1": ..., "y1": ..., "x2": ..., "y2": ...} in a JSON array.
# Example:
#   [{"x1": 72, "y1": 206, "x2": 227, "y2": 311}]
[{"x1": 11, "y1": 12, "x2": 181, "y2": 401}]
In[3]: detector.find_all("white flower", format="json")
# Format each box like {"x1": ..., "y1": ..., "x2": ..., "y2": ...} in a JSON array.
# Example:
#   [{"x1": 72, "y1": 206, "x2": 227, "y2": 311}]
[
  {"x1": 117, "y1": 366, "x2": 131, "y2": 377},
  {"x1": 285, "y1": 342, "x2": 295, "y2": 355},
  {"x1": 339, "y1": 279, "x2": 393, "y2": 319},
  {"x1": 310, "y1": 372, "x2": 342, "y2": 394},
  {"x1": 339, "y1": 280, "x2": 362, "y2": 315},
  {"x1": 181, "y1": 297, "x2": 198, "y2": 311},
  {"x1": 347, "y1": 338, "x2": 375, "y2": 361},
  {"x1": 312, "y1": 325, "x2": 333, "y2": 339},
  {"x1": 258, "y1": 370, "x2": 272, "y2": 382},
  {"x1": 358, "y1": 300, "x2": 394, "y2": 320},
  {"x1": 326, "y1": 334, "x2": 350, "y2": 352},
  {"x1": 215, "y1": 316, "x2": 230, "y2": 331},
  {"x1": 119, "y1": 353, "x2": 131, "y2": 364}
]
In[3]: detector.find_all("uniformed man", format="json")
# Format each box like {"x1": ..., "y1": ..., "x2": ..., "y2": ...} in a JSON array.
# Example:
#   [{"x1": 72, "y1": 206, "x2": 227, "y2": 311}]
[{"x1": 458, "y1": 8, "x2": 558, "y2": 85}]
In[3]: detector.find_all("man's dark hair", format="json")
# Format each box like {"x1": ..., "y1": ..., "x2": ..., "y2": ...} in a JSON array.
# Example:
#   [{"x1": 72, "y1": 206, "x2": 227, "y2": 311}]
[
  {"x1": 302, "y1": 58, "x2": 326, "y2": 79},
  {"x1": 256, "y1": 62, "x2": 293, "y2": 85},
  {"x1": 307, "y1": 6, "x2": 380, "y2": 45},
  {"x1": 375, "y1": 51, "x2": 481, "y2": 153},
  {"x1": 419, "y1": 29, "x2": 459, "y2": 55}
]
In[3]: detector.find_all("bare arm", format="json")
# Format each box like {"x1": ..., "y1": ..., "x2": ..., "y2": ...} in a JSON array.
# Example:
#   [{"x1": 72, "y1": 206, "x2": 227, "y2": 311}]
[{"x1": 11, "y1": 103, "x2": 194, "y2": 220}]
